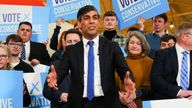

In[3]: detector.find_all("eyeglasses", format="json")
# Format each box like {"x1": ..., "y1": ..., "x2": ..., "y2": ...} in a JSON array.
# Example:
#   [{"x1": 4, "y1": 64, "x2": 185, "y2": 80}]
[
  {"x1": 8, "y1": 43, "x2": 23, "y2": 47},
  {"x1": 0, "y1": 55, "x2": 8, "y2": 59}
]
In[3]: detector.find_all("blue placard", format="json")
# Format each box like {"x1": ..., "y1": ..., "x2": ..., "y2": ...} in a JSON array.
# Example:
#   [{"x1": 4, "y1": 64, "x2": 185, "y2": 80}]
[
  {"x1": 47, "y1": 0, "x2": 100, "y2": 22},
  {"x1": 24, "y1": 73, "x2": 50, "y2": 108},
  {"x1": 112, "y1": 0, "x2": 170, "y2": 30},
  {"x1": 0, "y1": 5, "x2": 49, "y2": 42},
  {"x1": 0, "y1": 70, "x2": 23, "y2": 108},
  {"x1": 143, "y1": 101, "x2": 152, "y2": 108}
]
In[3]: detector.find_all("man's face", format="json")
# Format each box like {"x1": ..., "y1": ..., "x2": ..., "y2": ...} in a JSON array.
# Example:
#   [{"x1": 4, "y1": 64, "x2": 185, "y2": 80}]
[
  {"x1": 7, "y1": 40, "x2": 23, "y2": 56},
  {"x1": 153, "y1": 17, "x2": 167, "y2": 33},
  {"x1": 104, "y1": 16, "x2": 118, "y2": 31},
  {"x1": 65, "y1": 33, "x2": 81, "y2": 46},
  {"x1": 160, "y1": 39, "x2": 175, "y2": 49},
  {"x1": 182, "y1": 31, "x2": 192, "y2": 50},
  {"x1": 78, "y1": 10, "x2": 100, "y2": 40},
  {"x1": 17, "y1": 24, "x2": 32, "y2": 43}
]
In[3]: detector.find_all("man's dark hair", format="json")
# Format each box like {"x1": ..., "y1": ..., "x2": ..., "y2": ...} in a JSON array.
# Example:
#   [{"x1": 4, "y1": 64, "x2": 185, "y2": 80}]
[
  {"x1": 18, "y1": 21, "x2": 32, "y2": 29},
  {"x1": 155, "y1": 13, "x2": 168, "y2": 22},
  {"x1": 64, "y1": 29, "x2": 82, "y2": 41},
  {"x1": 127, "y1": 27, "x2": 139, "y2": 33},
  {"x1": 6, "y1": 34, "x2": 23, "y2": 44},
  {"x1": 77, "y1": 5, "x2": 99, "y2": 20},
  {"x1": 160, "y1": 35, "x2": 176, "y2": 43},
  {"x1": 103, "y1": 11, "x2": 117, "y2": 19}
]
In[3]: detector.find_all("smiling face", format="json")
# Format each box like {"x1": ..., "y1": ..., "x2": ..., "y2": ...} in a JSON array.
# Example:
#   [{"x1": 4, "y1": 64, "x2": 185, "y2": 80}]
[
  {"x1": 77, "y1": 10, "x2": 100, "y2": 40},
  {"x1": 128, "y1": 36, "x2": 142, "y2": 55}
]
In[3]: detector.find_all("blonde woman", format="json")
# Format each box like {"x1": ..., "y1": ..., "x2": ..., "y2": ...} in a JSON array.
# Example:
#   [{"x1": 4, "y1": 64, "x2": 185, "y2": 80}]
[{"x1": 125, "y1": 31, "x2": 153, "y2": 108}]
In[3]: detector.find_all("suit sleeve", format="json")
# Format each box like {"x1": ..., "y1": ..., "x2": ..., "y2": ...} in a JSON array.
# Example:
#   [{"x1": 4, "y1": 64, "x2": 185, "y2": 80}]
[
  {"x1": 151, "y1": 50, "x2": 180, "y2": 98},
  {"x1": 50, "y1": 25, "x2": 61, "y2": 50},
  {"x1": 23, "y1": 80, "x2": 31, "y2": 107},
  {"x1": 39, "y1": 44, "x2": 51, "y2": 66},
  {"x1": 113, "y1": 42, "x2": 134, "y2": 82}
]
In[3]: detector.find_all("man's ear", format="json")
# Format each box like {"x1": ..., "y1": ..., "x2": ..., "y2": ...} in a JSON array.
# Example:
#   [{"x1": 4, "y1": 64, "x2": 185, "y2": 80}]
[{"x1": 77, "y1": 21, "x2": 81, "y2": 29}]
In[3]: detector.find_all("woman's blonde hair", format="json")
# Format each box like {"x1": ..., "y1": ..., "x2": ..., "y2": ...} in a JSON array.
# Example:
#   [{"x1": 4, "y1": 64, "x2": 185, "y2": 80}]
[
  {"x1": 126, "y1": 31, "x2": 150, "y2": 56},
  {"x1": 0, "y1": 44, "x2": 12, "y2": 70}
]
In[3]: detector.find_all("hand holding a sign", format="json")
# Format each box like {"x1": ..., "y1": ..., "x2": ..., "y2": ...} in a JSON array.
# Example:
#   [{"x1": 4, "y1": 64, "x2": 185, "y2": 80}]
[
  {"x1": 47, "y1": 65, "x2": 58, "y2": 89},
  {"x1": 56, "y1": 18, "x2": 65, "y2": 26},
  {"x1": 31, "y1": 59, "x2": 40, "y2": 66},
  {"x1": 138, "y1": 17, "x2": 146, "y2": 31}
]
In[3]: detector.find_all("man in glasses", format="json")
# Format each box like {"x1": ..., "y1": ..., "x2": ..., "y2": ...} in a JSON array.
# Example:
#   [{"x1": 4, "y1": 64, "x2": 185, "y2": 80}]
[{"x1": 6, "y1": 34, "x2": 34, "y2": 73}]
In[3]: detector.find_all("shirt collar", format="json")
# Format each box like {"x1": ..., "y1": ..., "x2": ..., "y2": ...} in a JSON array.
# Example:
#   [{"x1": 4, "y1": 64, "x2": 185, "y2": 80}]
[
  {"x1": 175, "y1": 43, "x2": 190, "y2": 54},
  {"x1": 24, "y1": 41, "x2": 30, "y2": 47},
  {"x1": 82, "y1": 35, "x2": 99, "y2": 47}
]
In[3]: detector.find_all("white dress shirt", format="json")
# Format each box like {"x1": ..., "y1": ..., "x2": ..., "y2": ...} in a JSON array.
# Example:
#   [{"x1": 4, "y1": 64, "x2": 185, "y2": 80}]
[
  {"x1": 82, "y1": 36, "x2": 104, "y2": 98},
  {"x1": 176, "y1": 43, "x2": 190, "y2": 87}
]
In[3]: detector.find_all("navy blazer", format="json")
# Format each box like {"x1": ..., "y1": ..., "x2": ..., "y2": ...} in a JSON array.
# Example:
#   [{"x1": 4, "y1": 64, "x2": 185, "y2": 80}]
[
  {"x1": 57, "y1": 37, "x2": 131, "y2": 108},
  {"x1": 29, "y1": 41, "x2": 51, "y2": 66},
  {"x1": 151, "y1": 46, "x2": 192, "y2": 99}
]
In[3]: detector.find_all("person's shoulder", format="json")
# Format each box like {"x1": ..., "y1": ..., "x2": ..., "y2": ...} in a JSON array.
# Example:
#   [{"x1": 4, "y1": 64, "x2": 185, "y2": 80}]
[
  {"x1": 145, "y1": 32, "x2": 154, "y2": 37},
  {"x1": 19, "y1": 60, "x2": 34, "y2": 72},
  {"x1": 144, "y1": 56, "x2": 153, "y2": 62},
  {"x1": 116, "y1": 32, "x2": 126, "y2": 39},
  {"x1": 20, "y1": 60, "x2": 32, "y2": 67},
  {"x1": 30, "y1": 41, "x2": 47, "y2": 49}
]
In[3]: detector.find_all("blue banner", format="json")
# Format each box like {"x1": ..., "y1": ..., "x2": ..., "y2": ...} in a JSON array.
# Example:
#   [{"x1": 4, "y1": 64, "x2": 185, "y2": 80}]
[
  {"x1": 47, "y1": 0, "x2": 100, "y2": 22},
  {"x1": 112, "y1": 0, "x2": 170, "y2": 30},
  {"x1": 0, "y1": 70, "x2": 23, "y2": 108},
  {"x1": 24, "y1": 73, "x2": 50, "y2": 108},
  {"x1": 0, "y1": 5, "x2": 49, "y2": 42}
]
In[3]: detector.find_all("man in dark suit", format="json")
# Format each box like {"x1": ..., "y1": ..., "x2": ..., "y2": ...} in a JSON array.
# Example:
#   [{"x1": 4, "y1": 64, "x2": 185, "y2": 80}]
[
  {"x1": 151, "y1": 22, "x2": 192, "y2": 100},
  {"x1": 47, "y1": 5, "x2": 135, "y2": 108},
  {"x1": 17, "y1": 21, "x2": 51, "y2": 66}
]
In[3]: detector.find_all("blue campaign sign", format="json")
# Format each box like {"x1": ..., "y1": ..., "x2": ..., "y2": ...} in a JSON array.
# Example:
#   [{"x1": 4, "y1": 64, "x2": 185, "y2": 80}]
[
  {"x1": 24, "y1": 73, "x2": 50, "y2": 108},
  {"x1": 112, "y1": 0, "x2": 170, "y2": 30},
  {"x1": 47, "y1": 0, "x2": 100, "y2": 22},
  {"x1": 0, "y1": 5, "x2": 49, "y2": 42},
  {"x1": 0, "y1": 70, "x2": 23, "y2": 108},
  {"x1": 143, "y1": 101, "x2": 152, "y2": 108}
]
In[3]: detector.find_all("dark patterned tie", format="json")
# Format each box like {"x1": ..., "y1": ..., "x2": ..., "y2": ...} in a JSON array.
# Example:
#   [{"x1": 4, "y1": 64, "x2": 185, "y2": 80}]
[{"x1": 21, "y1": 44, "x2": 26, "y2": 60}]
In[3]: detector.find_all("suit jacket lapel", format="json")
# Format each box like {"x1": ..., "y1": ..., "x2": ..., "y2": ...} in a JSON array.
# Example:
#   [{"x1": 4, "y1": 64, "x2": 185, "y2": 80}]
[
  {"x1": 77, "y1": 42, "x2": 84, "y2": 85},
  {"x1": 29, "y1": 41, "x2": 33, "y2": 60},
  {"x1": 170, "y1": 47, "x2": 179, "y2": 74},
  {"x1": 98, "y1": 37, "x2": 106, "y2": 84}
]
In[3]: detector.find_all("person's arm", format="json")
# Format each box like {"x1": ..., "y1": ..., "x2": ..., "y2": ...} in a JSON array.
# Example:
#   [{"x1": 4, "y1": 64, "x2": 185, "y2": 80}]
[
  {"x1": 43, "y1": 79, "x2": 63, "y2": 103},
  {"x1": 138, "y1": 17, "x2": 146, "y2": 32},
  {"x1": 50, "y1": 18, "x2": 64, "y2": 50},
  {"x1": 151, "y1": 50, "x2": 180, "y2": 98},
  {"x1": 50, "y1": 26, "x2": 61, "y2": 50},
  {"x1": 23, "y1": 80, "x2": 31, "y2": 107}
]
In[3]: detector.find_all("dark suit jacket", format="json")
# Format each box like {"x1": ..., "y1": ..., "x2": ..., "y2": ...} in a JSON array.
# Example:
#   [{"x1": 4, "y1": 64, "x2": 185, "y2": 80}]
[
  {"x1": 29, "y1": 41, "x2": 51, "y2": 66},
  {"x1": 151, "y1": 46, "x2": 192, "y2": 99},
  {"x1": 57, "y1": 37, "x2": 131, "y2": 108},
  {"x1": 43, "y1": 60, "x2": 70, "y2": 108},
  {"x1": 14, "y1": 59, "x2": 34, "y2": 73}
]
